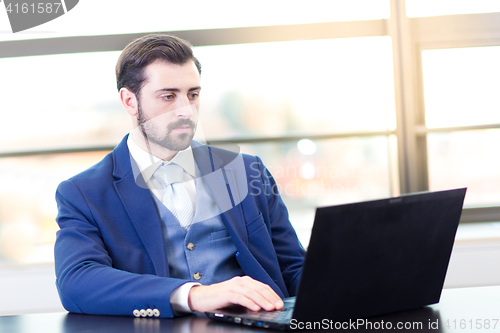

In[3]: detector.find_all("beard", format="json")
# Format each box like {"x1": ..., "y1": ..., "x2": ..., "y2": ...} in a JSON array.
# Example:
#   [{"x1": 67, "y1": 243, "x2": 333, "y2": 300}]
[{"x1": 137, "y1": 101, "x2": 197, "y2": 152}]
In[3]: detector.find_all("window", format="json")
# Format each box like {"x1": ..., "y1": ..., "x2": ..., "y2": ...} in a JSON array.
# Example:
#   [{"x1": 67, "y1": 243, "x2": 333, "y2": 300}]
[
  {"x1": 422, "y1": 46, "x2": 500, "y2": 129},
  {"x1": 427, "y1": 130, "x2": 500, "y2": 206},
  {"x1": 0, "y1": 152, "x2": 109, "y2": 265},
  {"x1": 2, "y1": 0, "x2": 499, "y2": 264},
  {"x1": 0, "y1": 51, "x2": 126, "y2": 151},
  {"x1": 195, "y1": 37, "x2": 395, "y2": 139},
  {"x1": 422, "y1": 46, "x2": 500, "y2": 207}
]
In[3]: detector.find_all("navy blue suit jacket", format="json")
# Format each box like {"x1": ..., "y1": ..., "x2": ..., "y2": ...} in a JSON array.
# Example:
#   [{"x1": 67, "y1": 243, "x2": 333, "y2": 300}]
[{"x1": 54, "y1": 135, "x2": 305, "y2": 318}]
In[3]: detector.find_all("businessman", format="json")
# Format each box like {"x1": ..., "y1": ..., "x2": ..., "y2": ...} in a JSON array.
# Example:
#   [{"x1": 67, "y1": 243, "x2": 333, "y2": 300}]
[{"x1": 54, "y1": 34, "x2": 305, "y2": 318}]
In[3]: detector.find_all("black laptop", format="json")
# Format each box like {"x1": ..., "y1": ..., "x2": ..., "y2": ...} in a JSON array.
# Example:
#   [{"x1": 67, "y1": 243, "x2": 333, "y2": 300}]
[{"x1": 206, "y1": 188, "x2": 467, "y2": 330}]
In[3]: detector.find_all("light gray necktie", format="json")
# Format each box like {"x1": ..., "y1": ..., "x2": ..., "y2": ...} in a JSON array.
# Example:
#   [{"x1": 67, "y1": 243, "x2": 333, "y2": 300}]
[{"x1": 154, "y1": 162, "x2": 194, "y2": 230}]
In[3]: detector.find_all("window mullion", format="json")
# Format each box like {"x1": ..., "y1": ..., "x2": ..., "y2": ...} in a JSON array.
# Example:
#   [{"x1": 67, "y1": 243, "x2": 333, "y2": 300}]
[{"x1": 388, "y1": 0, "x2": 428, "y2": 194}]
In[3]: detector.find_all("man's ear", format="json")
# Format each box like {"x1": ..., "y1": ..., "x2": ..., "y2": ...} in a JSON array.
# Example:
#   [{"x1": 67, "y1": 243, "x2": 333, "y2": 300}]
[{"x1": 119, "y1": 87, "x2": 138, "y2": 116}]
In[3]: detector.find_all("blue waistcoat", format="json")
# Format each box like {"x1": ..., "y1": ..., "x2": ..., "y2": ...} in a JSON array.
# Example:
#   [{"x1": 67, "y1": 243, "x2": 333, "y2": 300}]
[{"x1": 152, "y1": 166, "x2": 244, "y2": 285}]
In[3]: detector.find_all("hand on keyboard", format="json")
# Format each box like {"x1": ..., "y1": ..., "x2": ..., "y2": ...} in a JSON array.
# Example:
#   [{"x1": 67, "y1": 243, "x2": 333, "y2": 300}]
[{"x1": 188, "y1": 276, "x2": 284, "y2": 313}]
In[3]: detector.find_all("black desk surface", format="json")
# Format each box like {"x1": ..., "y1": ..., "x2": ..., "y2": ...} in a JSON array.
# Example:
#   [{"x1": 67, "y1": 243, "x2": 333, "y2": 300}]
[{"x1": 1, "y1": 286, "x2": 499, "y2": 332}]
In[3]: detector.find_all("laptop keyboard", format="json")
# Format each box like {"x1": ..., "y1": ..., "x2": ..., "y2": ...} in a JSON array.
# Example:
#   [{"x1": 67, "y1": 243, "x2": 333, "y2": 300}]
[
  {"x1": 207, "y1": 297, "x2": 297, "y2": 330},
  {"x1": 246, "y1": 306, "x2": 294, "y2": 322}
]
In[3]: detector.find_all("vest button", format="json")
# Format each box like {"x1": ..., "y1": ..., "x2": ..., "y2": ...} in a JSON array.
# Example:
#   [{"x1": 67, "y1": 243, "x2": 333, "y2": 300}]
[
  {"x1": 193, "y1": 272, "x2": 201, "y2": 280},
  {"x1": 186, "y1": 242, "x2": 195, "y2": 250}
]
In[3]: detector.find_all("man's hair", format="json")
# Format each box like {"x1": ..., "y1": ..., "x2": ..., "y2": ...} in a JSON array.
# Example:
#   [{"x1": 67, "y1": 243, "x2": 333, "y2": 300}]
[{"x1": 115, "y1": 34, "x2": 202, "y2": 97}]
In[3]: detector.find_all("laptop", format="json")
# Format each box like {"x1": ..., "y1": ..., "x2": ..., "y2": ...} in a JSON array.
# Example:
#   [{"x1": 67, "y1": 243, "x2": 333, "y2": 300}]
[{"x1": 206, "y1": 188, "x2": 467, "y2": 330}]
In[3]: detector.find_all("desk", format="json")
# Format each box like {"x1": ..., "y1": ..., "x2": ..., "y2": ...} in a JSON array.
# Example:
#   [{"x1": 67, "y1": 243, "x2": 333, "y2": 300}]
[{"x1": 1, "y1": 286, "x2": 499, "y2": 332}]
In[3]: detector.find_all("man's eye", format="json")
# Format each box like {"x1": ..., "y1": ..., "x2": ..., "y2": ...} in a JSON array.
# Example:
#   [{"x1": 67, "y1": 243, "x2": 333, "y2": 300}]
[
  {"x1": 189, "y1": 93, "x2": 199, "y2": 100},
  {"x1": 163, "y1": 95, "x2": 174, "y2": 100}
]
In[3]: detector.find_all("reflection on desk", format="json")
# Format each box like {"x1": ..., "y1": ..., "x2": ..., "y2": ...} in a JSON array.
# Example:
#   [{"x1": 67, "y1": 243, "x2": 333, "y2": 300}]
[{"x1": 1, "y1": 286, "x2": 499, "y2": 332}]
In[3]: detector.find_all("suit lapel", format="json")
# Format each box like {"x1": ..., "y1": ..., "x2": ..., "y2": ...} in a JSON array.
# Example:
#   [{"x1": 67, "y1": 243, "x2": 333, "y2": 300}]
[
  {"x1": 192, "y1": 143, "x2": 249, "y2": 246},
  {"x1": 112, "y1": 136, "x2": 168, "y2": 277}
]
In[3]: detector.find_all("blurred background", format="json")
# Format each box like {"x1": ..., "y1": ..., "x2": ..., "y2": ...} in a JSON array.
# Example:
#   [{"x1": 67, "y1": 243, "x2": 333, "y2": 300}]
[{"x1": 0, "y1": 0, "x2": 500, "y2": 314}]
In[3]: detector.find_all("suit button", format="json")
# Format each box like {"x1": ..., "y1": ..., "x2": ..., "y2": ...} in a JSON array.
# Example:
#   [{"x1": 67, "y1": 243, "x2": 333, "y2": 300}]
[
  {"x1": 193, "y1": 272, "x2": 201, "y2": 280},
  {"x1": 140, "y1": 309, "x2": 147, "y2": 317},
  {"x1": 133, "y1": 309, "x2": 141, "y2": 317},
  {"x1": 146, "y1": 308, "x2": 154, "y2": 317},
  {"x1": 153, "y1": 309, "x2": 160, "y2": 317},
  {"x1": 187, "y1": 242, "x2": 195, "y2": 250}
]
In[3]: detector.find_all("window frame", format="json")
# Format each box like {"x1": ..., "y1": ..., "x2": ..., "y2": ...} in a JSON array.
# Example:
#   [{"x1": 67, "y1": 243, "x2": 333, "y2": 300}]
[
  {"x1": 1, "y1": 0, "x2": 499, "y2": 223},
  {"x1": 391, "y1": 1, "x2": 500, "y2": 221}
]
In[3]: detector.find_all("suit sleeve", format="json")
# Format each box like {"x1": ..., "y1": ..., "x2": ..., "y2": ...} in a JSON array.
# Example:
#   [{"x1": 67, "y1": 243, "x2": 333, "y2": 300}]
[
  {"x1": 54, "y1": 179, "x2": 186, "y2": 318},
  {"x1": 253, "y1": 156, "x2": 306, "y2": 296}
]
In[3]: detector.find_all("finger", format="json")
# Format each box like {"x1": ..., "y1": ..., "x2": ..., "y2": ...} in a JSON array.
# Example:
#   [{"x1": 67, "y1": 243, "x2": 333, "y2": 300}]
[
  {"x1": 243, "y1": 277, "x2": 284, "y2": 309},
  {"x1": 227, "y1": 292, "x2": 262, "y2": 312},
  {"x1": 254, "y1": 284, "x2": 284, "y2": 309},
  {"x1": 231, "y1": 279, "x2": 283, "y2": 311}
]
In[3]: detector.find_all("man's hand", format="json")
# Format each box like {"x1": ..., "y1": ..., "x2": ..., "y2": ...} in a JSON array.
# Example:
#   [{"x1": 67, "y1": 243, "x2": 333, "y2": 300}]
[{"x1": 188, "y1": 276, "x2": 284, "y2": 313}]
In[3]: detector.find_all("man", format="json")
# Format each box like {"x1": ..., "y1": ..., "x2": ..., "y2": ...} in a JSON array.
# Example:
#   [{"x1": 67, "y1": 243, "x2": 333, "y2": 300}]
[{"x1": 54, "y1": 34, "x2": 305, "y2": 318}]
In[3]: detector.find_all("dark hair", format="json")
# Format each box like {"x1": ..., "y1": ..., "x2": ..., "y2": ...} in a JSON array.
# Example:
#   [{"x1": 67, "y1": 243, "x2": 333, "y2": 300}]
[{"x1": 115, "y1": 34, "x2": 202, "y2": 96}]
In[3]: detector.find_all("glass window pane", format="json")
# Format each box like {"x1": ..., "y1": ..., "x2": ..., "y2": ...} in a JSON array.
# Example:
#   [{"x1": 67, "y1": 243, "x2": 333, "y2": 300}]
[
  {"x1": 0, "y1": 151, "x2": 110, "y2": 265},
  {"x1": 0, "y1": 0, "x2": 390, "y2": 42},
  {"x1": 406, "y1": 0, "x2": 500, "y2": 18},
  {"x1": 231, "y1": 136, "x2": 393, "y2": 247},
  {"x1": 427, "y1": 130, "x2": 500, "y2": 207},
  {"x1": 0, "y1": 52, "x2": 129, "y2": 152},
  {"x1": 422, "y1": 46, "x2": 500, "y2": 128},
  {"x1": 195, "y1": 37, "x2": 396, "y2": 140}
]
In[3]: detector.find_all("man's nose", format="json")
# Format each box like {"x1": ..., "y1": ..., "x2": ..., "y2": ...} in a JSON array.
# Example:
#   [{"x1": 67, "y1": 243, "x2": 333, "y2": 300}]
[{"x1": 174, "y1": 103, "x2": 194, "y2": 119}]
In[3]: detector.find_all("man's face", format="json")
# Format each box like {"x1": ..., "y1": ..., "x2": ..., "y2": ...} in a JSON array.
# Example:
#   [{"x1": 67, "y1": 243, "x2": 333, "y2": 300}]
[{"x1": 136, "y1": 60, "x2": 201, "y2": 152}]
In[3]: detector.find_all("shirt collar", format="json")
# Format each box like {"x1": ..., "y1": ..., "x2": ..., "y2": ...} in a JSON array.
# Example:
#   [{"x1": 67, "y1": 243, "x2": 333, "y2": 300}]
[{"x1": 127, "y1": 133, "x2": 196, "y2": 183}]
